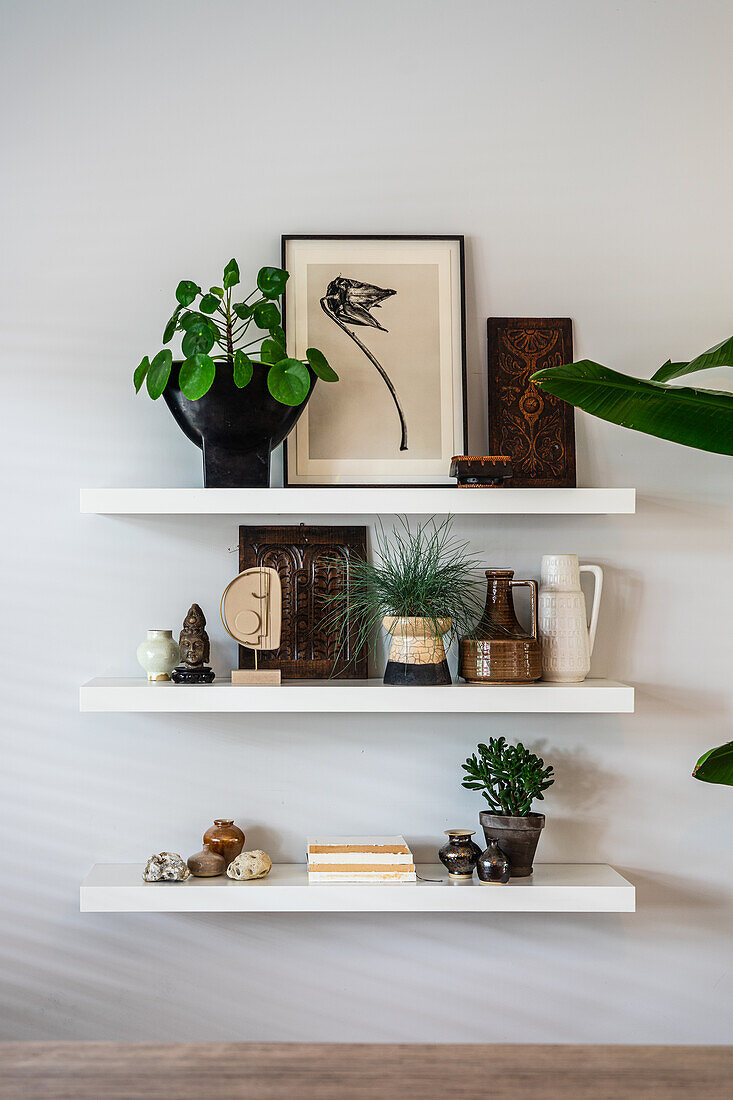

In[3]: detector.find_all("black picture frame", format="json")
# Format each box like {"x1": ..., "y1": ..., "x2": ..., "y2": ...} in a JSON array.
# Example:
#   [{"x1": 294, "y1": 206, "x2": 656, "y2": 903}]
[{"x1": 281, "y1": 235, "x2": 467, "y2": 488}]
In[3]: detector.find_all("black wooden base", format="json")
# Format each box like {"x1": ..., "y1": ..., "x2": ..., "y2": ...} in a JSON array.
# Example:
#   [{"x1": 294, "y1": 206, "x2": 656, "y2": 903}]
[{"x1": 171, "y1": 665, "x2": 216, "y2": 684}]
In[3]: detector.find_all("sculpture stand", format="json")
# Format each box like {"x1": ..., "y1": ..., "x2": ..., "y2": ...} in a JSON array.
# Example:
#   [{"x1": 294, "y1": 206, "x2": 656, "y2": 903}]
[
  {"x1": 172, "y1": 665, "x2": 215, "y2": 684},
  {"x1": 231, "y1": 668, "x2": 281, "y2": 685}
]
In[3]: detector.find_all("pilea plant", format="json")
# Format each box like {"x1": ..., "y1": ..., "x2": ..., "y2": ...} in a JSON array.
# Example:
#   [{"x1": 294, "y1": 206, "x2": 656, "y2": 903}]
[
  {"x1": 462, "y1": 737, "x2": 555, "y2": 816},
  {"x1": 133, "y1": 259, "x2": 338, "y2": 406}
]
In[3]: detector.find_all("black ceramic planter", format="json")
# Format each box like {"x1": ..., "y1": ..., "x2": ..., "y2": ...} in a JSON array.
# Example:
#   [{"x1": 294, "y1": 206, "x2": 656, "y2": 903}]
[
  {"x1": 163, "y1": 361, "x2": 316, "y2": 487},
  {"x1": 479, "y1": 811, "x2": 545, "y2": 877}
]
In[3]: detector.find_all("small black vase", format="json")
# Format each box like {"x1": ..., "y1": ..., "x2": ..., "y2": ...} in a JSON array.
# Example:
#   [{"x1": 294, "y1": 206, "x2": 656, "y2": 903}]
[
  {"x1": 163, "y1": 360, "x2": 316, "y2": 487},
  {"x1": 438, "y1": 829, "x2": 481, "y2": 880},
  {"x1": 476, "y1": 838, "x2": 511, "y2": 884}
]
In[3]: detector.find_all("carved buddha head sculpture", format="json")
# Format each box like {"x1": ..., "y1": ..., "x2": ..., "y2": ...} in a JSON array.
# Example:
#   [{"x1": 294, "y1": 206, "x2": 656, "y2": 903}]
[{"x1": 178, "y1": 603, "x2": 210, "y2": 668}]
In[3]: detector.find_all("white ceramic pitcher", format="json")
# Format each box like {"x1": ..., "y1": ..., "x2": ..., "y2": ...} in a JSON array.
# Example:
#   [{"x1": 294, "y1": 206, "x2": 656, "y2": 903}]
[{"x1": 538, "y1": 555, "x2": 603, "y2": 683}]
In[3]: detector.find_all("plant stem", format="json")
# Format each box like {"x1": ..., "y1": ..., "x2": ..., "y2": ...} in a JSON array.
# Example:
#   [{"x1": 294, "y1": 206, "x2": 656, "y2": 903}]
[{"x1": 321, "y1": 297, "x2": 408, "y2": 451}]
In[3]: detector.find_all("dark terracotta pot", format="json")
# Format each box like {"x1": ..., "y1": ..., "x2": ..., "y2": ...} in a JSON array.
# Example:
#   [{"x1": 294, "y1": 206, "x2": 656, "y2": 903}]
[
  {"x1": 479, "y1": 811, "x2": 545, "y2": 877},
  {"x1": 163, "y1": 360, "x2": 316, "y2": 487}
]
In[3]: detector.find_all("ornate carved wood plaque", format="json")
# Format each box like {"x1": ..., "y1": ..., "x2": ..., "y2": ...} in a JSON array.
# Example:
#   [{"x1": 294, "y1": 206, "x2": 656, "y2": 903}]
[
  {"x1": 238, "y1": 525, "x2": 368, "y2": 679},
  {"x1": 487, "y1": 318, "x2": 576, "y2": 487}
]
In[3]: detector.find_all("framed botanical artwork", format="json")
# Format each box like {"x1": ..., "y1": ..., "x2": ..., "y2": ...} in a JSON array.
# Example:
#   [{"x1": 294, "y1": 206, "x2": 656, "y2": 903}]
[{"x1": 281, "y1": 235, "x2": 467, "y2": 486}]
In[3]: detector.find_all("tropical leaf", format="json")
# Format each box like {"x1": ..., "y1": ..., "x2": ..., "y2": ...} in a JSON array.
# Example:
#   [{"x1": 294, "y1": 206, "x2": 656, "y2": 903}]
[
  {"x1": 652, "y1": 336, "x2": 733, "y2": 383},
  {"x1": 532, "y1": 360, "x2": 733, "y2": 456},
  {"x1": 693, "y1": 741, "x2": 733, "y2": 786}
]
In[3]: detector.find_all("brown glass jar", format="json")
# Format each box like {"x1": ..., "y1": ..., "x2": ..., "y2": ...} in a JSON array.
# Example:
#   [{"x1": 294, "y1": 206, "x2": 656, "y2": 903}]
[{"x1": 203, "y1": 819, "x2": 245, "y2": 866}]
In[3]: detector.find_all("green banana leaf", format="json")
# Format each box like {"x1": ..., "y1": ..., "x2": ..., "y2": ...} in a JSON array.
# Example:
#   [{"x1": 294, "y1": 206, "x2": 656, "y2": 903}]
[
  {"x1": 652, "y1": 336, "x2": 733, "y2": 383},
  {"x1": 693, "y1": 741, "x2": 733, "y2": 786},
  {"x1": 532, "y1": 360, "x2": 733, "y2": 456}
]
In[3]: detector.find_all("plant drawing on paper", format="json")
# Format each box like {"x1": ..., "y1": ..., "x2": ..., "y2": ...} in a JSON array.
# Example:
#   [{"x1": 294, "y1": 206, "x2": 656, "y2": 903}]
[{"x1": 321, "y1": 276, "x2": 408, "y2": 451}]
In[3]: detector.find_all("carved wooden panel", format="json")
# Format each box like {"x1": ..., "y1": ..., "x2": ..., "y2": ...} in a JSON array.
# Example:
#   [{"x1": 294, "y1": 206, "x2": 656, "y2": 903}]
[
  {"x1": 238, "y1": 525, "x2": 368, "y2": 679},
  {"x1": 487, "y1": 318, "x2": 576, "y2": 487}
]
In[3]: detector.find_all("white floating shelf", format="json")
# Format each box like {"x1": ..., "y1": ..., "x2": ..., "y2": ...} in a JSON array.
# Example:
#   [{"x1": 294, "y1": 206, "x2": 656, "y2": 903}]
[
  {"x1": 80, "y1": 863, "x2": 635, "y2": 914},
  {"x1": 80, "y1": 487, "x2": 635, "y2": 516},
  {"x1": 79, "y1": 677, "x2": 634, "y2": 714}
]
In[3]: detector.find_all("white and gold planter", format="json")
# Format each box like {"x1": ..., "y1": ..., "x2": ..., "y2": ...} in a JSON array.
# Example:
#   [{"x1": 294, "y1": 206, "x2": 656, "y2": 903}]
[{"x1": 382, "y1": 616, "x2": 452, "y2": 685}]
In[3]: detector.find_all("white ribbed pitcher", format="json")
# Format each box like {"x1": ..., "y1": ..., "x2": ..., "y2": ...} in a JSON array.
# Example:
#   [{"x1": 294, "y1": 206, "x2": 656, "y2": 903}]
[{"x1": 538, "y1": 555, "x2": 603, "y2": 682}]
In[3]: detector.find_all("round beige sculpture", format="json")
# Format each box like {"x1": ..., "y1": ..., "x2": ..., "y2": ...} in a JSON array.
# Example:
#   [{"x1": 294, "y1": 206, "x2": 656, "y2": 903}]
[
  {"x1": 538, "y1": 555, "x2": 603, "y2": 682},
  {"x1": 226, "y1": 850, "x2": 272, "y2": 880}
]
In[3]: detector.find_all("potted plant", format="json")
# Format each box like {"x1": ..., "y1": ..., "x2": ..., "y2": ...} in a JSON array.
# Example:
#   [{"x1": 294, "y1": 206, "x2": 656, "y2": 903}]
[
  {"x1": 133, "y1": 258, "x2": 338, "y2": 487},
  {"x1": 461, "y1": 736, "x2": 555, "y2": 876},
  {"x1": 324, "y1": 516, "x2": 484, "y2": 685}
]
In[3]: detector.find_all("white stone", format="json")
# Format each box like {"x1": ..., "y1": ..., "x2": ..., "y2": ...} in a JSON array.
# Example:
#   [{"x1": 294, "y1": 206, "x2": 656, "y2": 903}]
[
  {"x1": 143, "y1": 852, "x2": 191, "y2": 881},
  {"x1": 226, "y1": 850, "x2": 272, "y2": 880}
]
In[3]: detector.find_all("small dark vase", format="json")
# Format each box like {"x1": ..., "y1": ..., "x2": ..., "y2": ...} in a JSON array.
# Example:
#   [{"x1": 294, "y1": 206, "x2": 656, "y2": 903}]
[
  {"x1": 476, "y1": 838, "x2": 511, "y2": 884},
  {"x1": 479, "y1": 811, "x2": 545, "y2": 877},
  {"x1": 202, "y1": 819, "x2": 246, "y2": 866},
  {"x1": 163, "y1": 360, "x2": 316, "y2": 487},
  {"x1": 438, "y1": 829, "x2": 482, "y2": 880}
]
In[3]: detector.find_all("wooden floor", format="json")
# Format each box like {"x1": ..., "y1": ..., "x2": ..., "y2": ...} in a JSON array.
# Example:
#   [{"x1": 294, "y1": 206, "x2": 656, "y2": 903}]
[{"x1": 0, "y1": 1043, "x2": 731, "y2": 1099}]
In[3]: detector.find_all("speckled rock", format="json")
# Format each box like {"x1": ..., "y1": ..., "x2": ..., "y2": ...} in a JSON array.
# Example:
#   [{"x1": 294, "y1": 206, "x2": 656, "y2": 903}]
[
  {"x1": 143, "y1": 852, "x2": 191, "y2": 882},
  {"x1": 226, "y1": 849, "x2": 272, "y2": 881}
]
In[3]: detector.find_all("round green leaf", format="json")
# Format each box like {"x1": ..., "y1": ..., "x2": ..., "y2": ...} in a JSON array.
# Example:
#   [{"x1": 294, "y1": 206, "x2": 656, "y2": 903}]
[
  {"x1": 223, "y1": 258, "x2": 240, "y2": 289},
  {"x1": 146, "y1": 349, "x2": 173, "y2": 400},
  {"x1": 268, "y1": 324, "x2": 286, "y2": 347},
  {"x1": 179, "y1": 353, "x2": 216, "y2": 400},
  {"x1": 233, "y1": 302, "x2": 253, "y2": 321},
  {"x1": 162, "y1": 306, "x2": 181, "y2": 344},
  {"x1": 257, "y1": 266, "x2": 289, "y2": 299},
  {"x1": 133, "y1": 355, "x2": 150, "y2": 393},
  {"x1": 199, "y1": 294, "x2": 220, "y2": 315},
  {"x1": 260, "y1": 336, "x2": 287, "y2": 364},
  {"x1": 179, "y1": 311, "x2": 217, "y2": 334},
  {"x1": 253, "y1": 301, "x2": 281, "y2": 329},
  {"x1": 209, "y1": 286, "x2": 224, "y2": 298},
  {"x1": 182, "y1": 324, "x2": 215, "y2": 357},
  {"x1": 233, "y1": 349, "x2": 254, "y2": 389},
  {"x1": 175, "y1": 280, "x2": 200, "y2": 307},
  {"x1": 267, "y1": 358, "x2": 310, "y2": 406},
  {"x1": 306, "y1": 346, "x2": 339, "y2": 382}
]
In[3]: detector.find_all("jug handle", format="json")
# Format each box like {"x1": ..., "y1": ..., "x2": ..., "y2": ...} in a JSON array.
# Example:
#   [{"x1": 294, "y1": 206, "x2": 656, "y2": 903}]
[
  {"x1": 580, "y1": 565, "x2": 604, "y2": 655},
  {"x1": 510, "y1": 579, "x2": 539, "y2": 641}
]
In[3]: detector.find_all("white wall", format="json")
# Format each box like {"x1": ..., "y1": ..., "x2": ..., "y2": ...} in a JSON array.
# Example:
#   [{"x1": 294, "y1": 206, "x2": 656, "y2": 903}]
[{"x1": 2, "y1": 0, "x2": 732, "y2": 1043}]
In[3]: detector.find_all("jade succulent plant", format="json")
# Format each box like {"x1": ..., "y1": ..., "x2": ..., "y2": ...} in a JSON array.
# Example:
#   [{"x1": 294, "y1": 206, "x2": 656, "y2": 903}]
[
  {"x1": 134, "y1": 259, "x2": 338, "y2": 406},
  {"x1": 462, "y1": 737, "x2": 555, "y2": 816}
]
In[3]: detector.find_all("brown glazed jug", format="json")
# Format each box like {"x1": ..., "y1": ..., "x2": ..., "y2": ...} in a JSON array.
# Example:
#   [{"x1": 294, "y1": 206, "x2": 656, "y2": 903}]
[
  {"x1": 202, "y1": 819, "x2": 246, "y2": 866},
  {"x1": 460, "y1": 570, "x2": 541, "y2": 683}
]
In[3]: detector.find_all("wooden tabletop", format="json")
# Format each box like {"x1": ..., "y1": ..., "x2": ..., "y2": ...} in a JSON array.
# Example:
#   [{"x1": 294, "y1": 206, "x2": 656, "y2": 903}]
[{"x1": 0, "y1": 1043, "x2": 730, "y2": 1099}]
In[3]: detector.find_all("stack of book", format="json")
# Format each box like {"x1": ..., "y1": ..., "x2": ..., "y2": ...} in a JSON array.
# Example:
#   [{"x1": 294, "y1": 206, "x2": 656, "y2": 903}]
[{"x1": 306, "y1": 836, "x2": 417, "y2": 884}]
